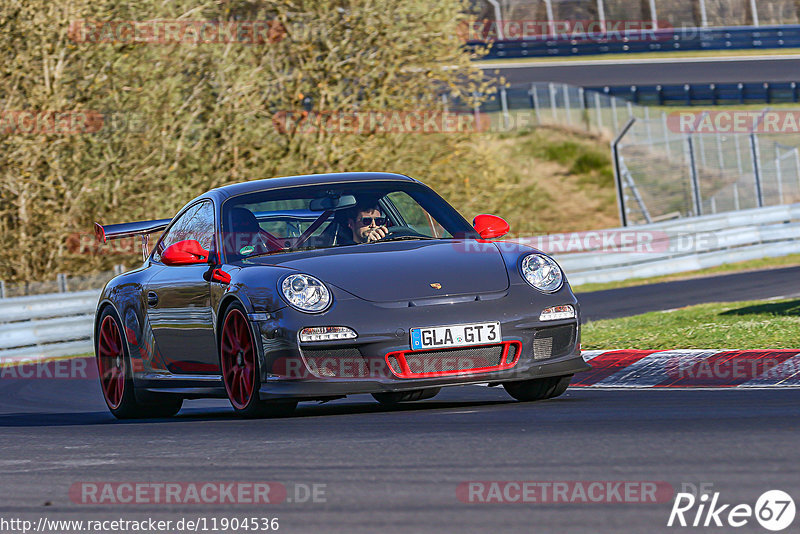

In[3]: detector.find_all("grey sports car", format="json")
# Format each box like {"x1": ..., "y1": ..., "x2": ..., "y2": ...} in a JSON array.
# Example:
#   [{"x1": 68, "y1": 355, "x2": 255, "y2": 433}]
[{"x1": 93, "y1": 172, "x2": 589, "y2": 418}]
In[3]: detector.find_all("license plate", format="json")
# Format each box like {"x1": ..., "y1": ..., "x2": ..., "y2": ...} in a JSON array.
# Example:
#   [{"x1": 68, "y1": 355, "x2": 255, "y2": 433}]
[{"x1": 410, "y1": 322, "x2": 501, "y2": 350}]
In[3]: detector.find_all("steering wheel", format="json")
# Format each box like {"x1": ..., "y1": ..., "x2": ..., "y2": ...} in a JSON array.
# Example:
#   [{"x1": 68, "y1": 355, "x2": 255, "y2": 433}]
[{"x1": 379, "y1": 225, "x2": 427, "y2": 240}]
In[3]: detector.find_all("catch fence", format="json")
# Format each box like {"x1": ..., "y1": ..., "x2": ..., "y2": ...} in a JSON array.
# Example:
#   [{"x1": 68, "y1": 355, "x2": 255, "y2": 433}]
[{"x1": 456, "y1": 82, "x2": 800, "y2": 225}]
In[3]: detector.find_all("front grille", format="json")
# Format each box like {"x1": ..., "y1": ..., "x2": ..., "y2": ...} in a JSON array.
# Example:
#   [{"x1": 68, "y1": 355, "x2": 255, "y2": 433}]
[
  {"x1": 302, "y1": 347, "x2": 362, "y2": 360},
  {"x1": 300, "y1": 347, "x2": 369, "y2": 378},
  {"x1": 404, "y1": 345, "x2": 505, "y2": 374},
  {"x1": 533, "y1": 325, "x2": 576, "y2": 360},
  {"x1": 388, "y1": 342, "x2": 520, "y2": 378}
]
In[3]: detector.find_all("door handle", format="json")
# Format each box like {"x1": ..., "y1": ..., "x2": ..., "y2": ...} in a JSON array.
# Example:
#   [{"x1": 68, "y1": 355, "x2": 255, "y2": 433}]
[{"x1": 147, "y1": 291, "x2": 159, "y2": 307}]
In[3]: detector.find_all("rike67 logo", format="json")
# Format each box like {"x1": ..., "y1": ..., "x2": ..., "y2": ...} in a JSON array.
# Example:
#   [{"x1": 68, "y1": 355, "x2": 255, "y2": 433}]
[{"x1": 668, "y1": 489, "x2": 796, "y2": 531}]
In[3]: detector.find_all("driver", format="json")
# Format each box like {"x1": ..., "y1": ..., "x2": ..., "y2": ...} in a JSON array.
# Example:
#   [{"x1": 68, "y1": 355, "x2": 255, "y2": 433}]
[{"x1": 346, "y1": 201, "x2": 389, "y2": 243}]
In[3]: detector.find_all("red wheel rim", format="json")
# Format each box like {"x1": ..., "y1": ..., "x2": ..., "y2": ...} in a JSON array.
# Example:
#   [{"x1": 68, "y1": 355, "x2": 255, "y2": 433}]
[
  {"x1": 220, "y1": 309, "x2": 256, "y2": 410},
  {"x1": 97, "y1": 315, "x2": 125, "y2": 409}
]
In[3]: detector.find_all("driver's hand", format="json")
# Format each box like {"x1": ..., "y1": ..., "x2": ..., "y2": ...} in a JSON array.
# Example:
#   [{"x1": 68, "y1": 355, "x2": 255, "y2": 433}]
[{"x1": 365, "y1": 226, "x2": 388, "y2": 242}]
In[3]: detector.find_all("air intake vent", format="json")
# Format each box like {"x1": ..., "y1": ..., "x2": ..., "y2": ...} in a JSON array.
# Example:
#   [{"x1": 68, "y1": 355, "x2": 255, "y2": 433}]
[{"x1": 533, "y1": 325, "x2": 576, "y2": 360}]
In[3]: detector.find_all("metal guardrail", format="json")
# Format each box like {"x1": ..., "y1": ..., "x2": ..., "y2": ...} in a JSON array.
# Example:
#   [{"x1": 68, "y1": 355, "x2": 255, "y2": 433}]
[
  {"x1": 542, "y1": 203, "x2": 800, "y2": 286},
  {"x1": 588, "y1": 82, "x2": 800, "y2": 106},
  {"x1": 1, "y1": 205, "x2": 796, "y2": 360},
  {"x1": 472, "y1": 24, "x2": 800, "y2": 59},
  {"x1": 0, "y1": 291, "x2": 99, "y2": 363}
]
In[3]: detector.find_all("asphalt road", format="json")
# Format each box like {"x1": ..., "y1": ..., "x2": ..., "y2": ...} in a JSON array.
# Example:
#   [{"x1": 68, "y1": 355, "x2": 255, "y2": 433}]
[
  {"x1": 1, "y1": 376, "x2": 799, "y2": 534},
  {"x1": 485, "y1": 54, "x2": 800, "y2": 86},
  {"x1": 576, "y1": 265, "x2": 800, "y2": 322},
  {"x1": 2, "y1": 267, "x2": 799, "y2": 533}
]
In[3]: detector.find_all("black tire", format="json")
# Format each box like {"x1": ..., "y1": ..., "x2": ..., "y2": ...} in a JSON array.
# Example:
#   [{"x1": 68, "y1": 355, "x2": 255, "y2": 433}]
[
  {"x1": 95, "y1": 306, "x2": 183, "y2": 419},
  {"x1": 372, "y1": 387, "x2": 441, "y2": 405},
  {"x1": 219, "y1": 302, "x2": 297, "y2": 418},
  {"x1": 503, "y1": 375, "x2": 573, "y2": 402}
]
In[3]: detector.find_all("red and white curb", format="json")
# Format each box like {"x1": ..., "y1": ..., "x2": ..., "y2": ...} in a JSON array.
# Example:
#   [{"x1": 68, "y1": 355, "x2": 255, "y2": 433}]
[{"x1": 575, "y1": 350, "x2": 800, "y2": 388}]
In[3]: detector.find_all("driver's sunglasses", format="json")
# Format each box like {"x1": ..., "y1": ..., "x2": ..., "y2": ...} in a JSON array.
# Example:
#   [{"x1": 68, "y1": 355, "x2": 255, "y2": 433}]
[{"x1": 359, "y1": 216, "x2": 386, "y2": 226}]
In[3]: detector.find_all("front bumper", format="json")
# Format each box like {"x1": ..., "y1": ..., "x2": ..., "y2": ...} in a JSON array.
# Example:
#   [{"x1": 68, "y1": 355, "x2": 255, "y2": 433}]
[
  {"x1": 251, "y1": 283, "x2": 591, "y2": 400},
  {"x1": 255, "y1": 350, "x2": 589, "y2": 399}
]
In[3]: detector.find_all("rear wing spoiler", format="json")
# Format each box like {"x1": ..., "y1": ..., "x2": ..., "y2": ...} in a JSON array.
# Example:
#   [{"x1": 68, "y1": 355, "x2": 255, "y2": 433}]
[{"x1": 94, "y1": 218, "x2": 171, "y2": 260}]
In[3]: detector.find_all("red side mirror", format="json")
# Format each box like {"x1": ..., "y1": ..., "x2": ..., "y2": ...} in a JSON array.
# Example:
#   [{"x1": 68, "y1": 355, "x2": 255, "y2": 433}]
[
  {"x1": 473, "y1": 214, "x2": 510, "y2": 239},
  {"x1": 162, "y1": 240, "x2": 209, "y2": 266}
]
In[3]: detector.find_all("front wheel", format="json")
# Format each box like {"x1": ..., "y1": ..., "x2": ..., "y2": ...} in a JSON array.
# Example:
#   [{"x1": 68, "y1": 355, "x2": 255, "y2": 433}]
[
  {"x1": 503, "y1": 375, "x2": 572, "y2": 402},
  {"x1": 95, "y1": 307, "x2": 183, "y2": 419},
  {"x1": 219, "y1": 303, "x2": 297, "y2": 418}
]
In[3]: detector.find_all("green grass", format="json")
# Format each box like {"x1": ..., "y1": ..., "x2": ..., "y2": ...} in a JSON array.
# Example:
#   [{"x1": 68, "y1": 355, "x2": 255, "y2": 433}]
[
  {"x1": 573, "y1": 253, "x2": 800, "y2": 293},
  {"x1": 582, "y1": 298, "x2": 800, "y2": 350},
  {"x1": 478, "y1": 47, "x2": 800, "y2": 65}
]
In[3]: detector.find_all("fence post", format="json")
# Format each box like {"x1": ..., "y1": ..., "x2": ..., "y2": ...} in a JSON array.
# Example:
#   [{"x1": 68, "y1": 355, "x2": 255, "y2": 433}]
[
  {"x1": 716, "y1": 135, "x2": 724, "y2": 170},
  {"x1": 748, "y1": 0, "x2": 760, "y2": 26},
  {"x1": 529, "y1": 84, "x2": 541, "y2": 125},
  {"x1": 473, "y1": 91, "x2": 482, "y2": 127},
  {"x1": 548, "y1": 83, "x2": 557, "y2": 121},
  {"x1": 750, "y1": 133, "x2": 764, "y2": 207},
  {"x1": 794, "y1": 148, "x2": 800, "y2": 191},
  {"x1": 661, "y1": 112, "x2": 671, "y2": 158},
  {"x1": 775, "y1": 146, "x2": 784, "y2": 204},
  {"x1": 544, "y1": 0, "x2": 555, "y2": 36},
  {"x1": 500, "y1": 86, "x2": 510, "y2": 131},
  {"x1": 563, "y1": 84, "x2": 572, "y2": 125},
  {"x1": 734, "y1": 135, "x2": 743, "y2": 175},
  {"x1": 114, "y1": 264, "x2": 125, "y2": 275},
  {"x1": 578, "y1": 86, "x2": 587, "y2": 130},
  {"x1": 687, "y1": 135, "x2": 703, "y2": 216},
  {"x1": 57, "y1": 273, "x2": 68, "y2": 293},
  {"x1": 611, "y1": 117, "x2": 637, "y2": 227},
  {"x1": 0, "y1": 280, "x2": 4, "y2": 299},
  {"x1": 698, "y1": 134, "x2": 707, "y2": 167},
  {"x1": 698, "y1": 0, "x2": 709, "y2": 27},
  {"x1": 610, "y1": 94, "x2": 619, "y2": 131},
  {"x1": 733, "y1": 183, "x2": 740, "y2": 210},
  {"x1": 649, "y1": 0, "x2": 658, "y2": 29},
  {"x1": 594, "y1": 92, "x2": 603, "y2": 130},
  {"x1": 441, "y1": 93, "x2": 449, "y2": 113}
]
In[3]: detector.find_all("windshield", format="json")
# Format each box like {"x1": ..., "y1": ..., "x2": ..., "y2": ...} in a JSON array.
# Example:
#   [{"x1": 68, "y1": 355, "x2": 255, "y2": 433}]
[{"x1": 220, "y1": 181, "x2": 477, "y2": 260}]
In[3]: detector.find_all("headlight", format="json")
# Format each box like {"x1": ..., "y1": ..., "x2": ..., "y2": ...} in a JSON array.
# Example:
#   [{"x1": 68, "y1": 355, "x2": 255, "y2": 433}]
[
  {"x1": 520, "y1": 253, "x2": 563, "y2": 292},
  {"x1": 280, "y1": 274, "x2": 331, "y2": 312}
]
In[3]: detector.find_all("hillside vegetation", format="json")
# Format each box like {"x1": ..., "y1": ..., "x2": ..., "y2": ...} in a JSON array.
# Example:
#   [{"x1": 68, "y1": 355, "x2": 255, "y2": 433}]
[{"x1": 0, "y1": 0, "x2": 617, "y2": 282}]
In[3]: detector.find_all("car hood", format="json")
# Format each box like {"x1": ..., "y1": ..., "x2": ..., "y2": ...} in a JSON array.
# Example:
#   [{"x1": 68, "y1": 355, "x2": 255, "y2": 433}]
[{"x1": 253, "y1": 240, "x2": 510, "y2": 302}]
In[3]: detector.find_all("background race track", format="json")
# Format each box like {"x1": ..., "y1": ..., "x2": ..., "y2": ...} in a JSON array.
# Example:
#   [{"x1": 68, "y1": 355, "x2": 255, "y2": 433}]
[
  {"x1": 578, "y1": 265, "x2": 800, "y2": 321},
  {"x1": 489, "y1": 55, "x2": 800, "y2": 86}
]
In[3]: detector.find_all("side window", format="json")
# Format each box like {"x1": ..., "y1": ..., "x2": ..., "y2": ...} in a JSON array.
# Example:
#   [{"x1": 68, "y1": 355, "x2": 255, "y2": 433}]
[
  {"x1": 386, "y1": 191, "x2": 449, "y2": 238},
  {"x1": 154, "y1": 201, "x2": 215, "y2": 261}
]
